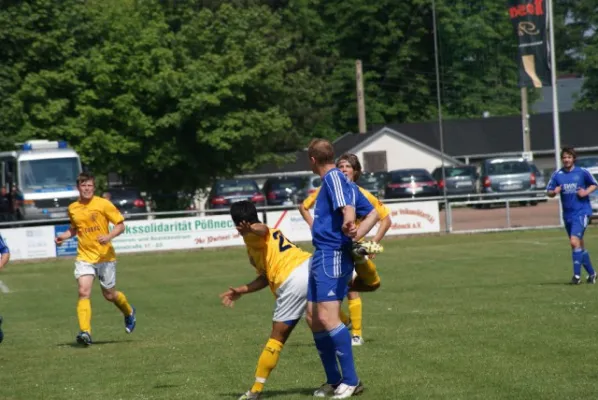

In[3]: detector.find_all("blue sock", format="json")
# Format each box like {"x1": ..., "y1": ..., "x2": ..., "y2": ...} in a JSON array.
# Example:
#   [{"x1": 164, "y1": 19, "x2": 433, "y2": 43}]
[
  {"x1": 583, "y1": 250, "x2": 595, "y2": 276},
  {"x1": 572, "y1": 248, "x2": 584, "y2": 277},
  {"x1": 329, "y1": 323, "x2": 359, "y2": 386},
  {"x1": 313, "y1": 330, "x2": 341, "y2": 385}
]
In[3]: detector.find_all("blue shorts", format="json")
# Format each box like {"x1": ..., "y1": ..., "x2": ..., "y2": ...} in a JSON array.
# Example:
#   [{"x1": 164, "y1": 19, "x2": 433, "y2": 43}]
[
  {"x1": 307, "y1": 248, "x2": 354, "y2": 303},
  {"x1": 565, "y1": 214, "x2": 590, "y2": 239}
]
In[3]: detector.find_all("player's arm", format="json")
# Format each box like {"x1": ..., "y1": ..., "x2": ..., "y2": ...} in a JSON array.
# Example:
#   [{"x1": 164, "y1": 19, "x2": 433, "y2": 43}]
[
  {"x1": 325, "y1": 171, "x2": 357, "y2": 236},
  {"x1": 546, "y1": 171, "x2": 561, "y2": 198},
  {"x1": 372, "y1": 215, "x2": 391, "y2": 243},
  {"x1": 219, "y1": 274, "x2": 269, "y2": 308},
  {"x1": 55, "y1": 218, "x2": 77, "y2": 246},
  {"x1": 355, "y1": 208, "x2": 379, "y2": 241},
  {"x1": 298, "y1": 190, "x2": 318, "y2": 228},
  {"x1": 0, "y1": 238, "x2": 10, "y2": 271},
  {"x1": 578, "y1": 169, "x2": 598, "y2": 197},
  {"x1": 236, "y1": 221, "x2": 269, "y2": 237},
  {"x1": 98, "y1": 201, "x2": 126, "y2": 244}
]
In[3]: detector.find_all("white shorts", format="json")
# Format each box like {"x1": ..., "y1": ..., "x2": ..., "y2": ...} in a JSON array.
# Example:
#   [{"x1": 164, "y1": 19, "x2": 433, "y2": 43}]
[
  {"x1": 74, "y1": 261, "x2": 117, "y2": 289},
  {"x1": 273, "y1": 258, "x2": 309, "y2": 323}
]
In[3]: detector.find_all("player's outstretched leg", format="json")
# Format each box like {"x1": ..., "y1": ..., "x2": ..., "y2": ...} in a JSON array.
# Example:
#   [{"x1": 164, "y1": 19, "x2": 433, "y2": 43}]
[{"x1": 106, "y1": 289, "x2": 136, "y2": 333}]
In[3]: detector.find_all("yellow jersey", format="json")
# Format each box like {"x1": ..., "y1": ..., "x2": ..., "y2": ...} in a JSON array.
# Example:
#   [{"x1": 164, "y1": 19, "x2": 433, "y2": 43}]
[
  {"x1": 243, "y1": 227, "x2": 311, "y2": 293},
  {"x1": 68, "y1": 196, "x2": 125, "y2": 263},
  {"x1": 302, "y1": 186, "x2": 390, "y2": 221}
]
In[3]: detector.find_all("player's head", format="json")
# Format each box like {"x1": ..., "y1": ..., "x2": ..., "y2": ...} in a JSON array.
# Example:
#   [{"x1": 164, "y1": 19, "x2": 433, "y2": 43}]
[
  {"x1": 336, "y1": 153, "x2": 362, "y2": 182},
  {"x1": 230, "y1": 200, "x2": 260, "y2": 230},
  {"x1": 561, "y1": 146, "x2": 576, "y2": 168},
  {"x1": 76, "y1": 172, "x2": 95, "y2": 201},
  {"x1": 307, "y1": 139, "x2": 335, "y2": 173}
]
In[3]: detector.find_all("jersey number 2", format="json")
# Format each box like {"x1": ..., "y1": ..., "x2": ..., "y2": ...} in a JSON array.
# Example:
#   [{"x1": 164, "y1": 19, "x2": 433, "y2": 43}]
[{"x1": 273, "y1": 231, "x2": 295, "y2": 252}]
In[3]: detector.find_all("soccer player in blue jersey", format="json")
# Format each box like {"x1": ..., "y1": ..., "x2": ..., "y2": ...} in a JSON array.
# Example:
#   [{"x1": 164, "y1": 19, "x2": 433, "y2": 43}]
[
  {"x1": 547, "y1": 147, "x2": 598, "y2": 284},
  {"x1": 0, "y1": 233, "x2": 10, "y2": 343},
  {"x1": 305, "y1": 139, "x2": 378, "y2": 399}
]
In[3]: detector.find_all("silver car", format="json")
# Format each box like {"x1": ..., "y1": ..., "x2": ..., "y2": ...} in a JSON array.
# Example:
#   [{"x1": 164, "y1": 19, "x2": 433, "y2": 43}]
[{"x1": 478, "y1": 158, "x2": 538, "y2": 205}]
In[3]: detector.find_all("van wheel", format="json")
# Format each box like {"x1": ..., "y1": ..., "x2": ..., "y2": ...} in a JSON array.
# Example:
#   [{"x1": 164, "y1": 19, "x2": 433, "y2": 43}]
[{"x1": 530, "y1": 201, "x2": 538, "y2": 206}]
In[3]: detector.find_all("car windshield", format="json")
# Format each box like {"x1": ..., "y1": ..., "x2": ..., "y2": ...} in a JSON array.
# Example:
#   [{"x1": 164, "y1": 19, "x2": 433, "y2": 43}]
[
  {"x1": 390, "y1": 171, "x2": 431, "y2": 183},
  {"x1": 487, "y1": 161, "x2": 530, "y2": 174},
  {"x1": 19, "y1": 157, "x2": 81, "y2": 190},
  {"x1": 216, "y1": 181, "x2": 257, "y2": 194},
  {"x1": 269, "y1": 178, "x2": 304, "y2": 191},
  {"x1": 357, "y1": 174, "x2": 380, "y2": 190},
  {"x1": 577, "y1": 157, "x2": 598, "y2": 168},
  {"x1": 444, "y1": 167, "x2": 476, "y2": 178},
  {"x1": 109, "y1": 190, "x2": 140, "y2": 200}
]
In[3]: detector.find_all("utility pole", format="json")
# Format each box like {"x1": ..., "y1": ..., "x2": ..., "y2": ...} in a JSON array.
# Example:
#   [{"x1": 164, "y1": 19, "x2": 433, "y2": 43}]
[
  {"x1": 356, "y1": 60, "x2": 367, "y2": 134},
  {"x1": 521, "y1": 87, "x2": 532, "y2": 159}
]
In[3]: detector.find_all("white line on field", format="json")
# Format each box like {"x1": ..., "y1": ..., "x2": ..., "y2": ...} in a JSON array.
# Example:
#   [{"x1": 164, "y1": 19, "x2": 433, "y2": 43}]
[{"x1": 0, "y1": 280, "x2": 10, "y2": 293}]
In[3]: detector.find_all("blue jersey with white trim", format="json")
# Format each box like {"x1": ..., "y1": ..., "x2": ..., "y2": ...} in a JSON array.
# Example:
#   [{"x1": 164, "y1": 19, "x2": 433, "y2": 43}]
[
  {"x1": 0, "y1": 234, "x2": 9, "y2": 254},
  {"x1": 546, "y1": 166, "x2": 597, "y2": 218},
  {"x1": 312, "y1": 168, "x2": 373, "y2": 250}
]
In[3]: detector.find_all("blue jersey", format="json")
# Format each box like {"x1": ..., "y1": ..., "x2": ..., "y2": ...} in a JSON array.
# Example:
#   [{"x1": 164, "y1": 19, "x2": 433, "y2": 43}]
[
  {"x1": 0, "y1": 234, "x2": 9, "y2": 254},
  {"x1": 352, "y1": 182, "x2": 376, "y2": 220},
  {"x1": 312, "y1": 168, "x2": 373, "y2": 250},
  {"x1": 546, "y1": 166, "x2": 598, "y2": 218}
]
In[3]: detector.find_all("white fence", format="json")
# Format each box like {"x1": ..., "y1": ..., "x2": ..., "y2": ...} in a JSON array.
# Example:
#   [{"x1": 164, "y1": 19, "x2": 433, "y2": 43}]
[{"x1": 0, "y1": 191, "x2": 564, "y2": 261}]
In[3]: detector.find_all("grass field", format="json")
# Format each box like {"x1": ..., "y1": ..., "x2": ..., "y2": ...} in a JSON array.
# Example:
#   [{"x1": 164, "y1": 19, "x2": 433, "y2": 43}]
[{"x1": 1, "y1": 228, "x2": 598, "y2": 399}]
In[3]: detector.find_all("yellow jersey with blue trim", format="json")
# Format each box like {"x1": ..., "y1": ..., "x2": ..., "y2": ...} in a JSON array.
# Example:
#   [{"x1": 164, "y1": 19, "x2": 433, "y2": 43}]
[
  {"x1": 302, "y1": 186, "x2": 389, "y2": 222},
  {"x1": 243, "y1": 228, "x2": 311, "y2": 293},
  {"x1": 68, "y1": 196, "x2": 124, "y2": 263}
]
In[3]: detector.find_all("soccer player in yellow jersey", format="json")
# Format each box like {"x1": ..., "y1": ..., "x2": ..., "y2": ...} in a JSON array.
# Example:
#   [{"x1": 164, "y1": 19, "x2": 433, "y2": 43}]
[
  {"x1": 55, "y1": 173, "x2": 136, "y2": 346},
  {"x1": 220, "y1": 200, "x2": 312, "y2": 400},
  {"x1": 299, "y1": 153, "x2": 391, "y2": 346}
]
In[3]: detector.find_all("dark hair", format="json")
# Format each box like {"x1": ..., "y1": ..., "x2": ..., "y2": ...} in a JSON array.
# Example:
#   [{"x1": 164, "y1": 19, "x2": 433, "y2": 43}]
[
  {"x1": 230, "y1": 200, "x2": 260, "y2": 226},
  {"x1": 336, "y1": 153, "x2": 363, "y2": 181},
  {"x1": 308, "y1": 138, "x2": 335, "y2": 165},
  {"x1": 561, "y1": 146, "x2": 577, "y2": 160},
  {"x1": 77, "y1": 172, "x2": 95, "y2": 186}
]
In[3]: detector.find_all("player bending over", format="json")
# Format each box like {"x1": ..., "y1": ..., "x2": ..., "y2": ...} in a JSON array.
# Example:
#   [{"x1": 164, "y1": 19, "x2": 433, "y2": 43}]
[{"x1": 546, "y1": 147, "x2": 598, "y2": 284}]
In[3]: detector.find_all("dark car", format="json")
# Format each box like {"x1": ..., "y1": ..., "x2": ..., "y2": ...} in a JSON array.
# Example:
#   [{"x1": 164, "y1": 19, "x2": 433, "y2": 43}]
[
  {"x1": 432, "y1": 165, "x2": 478, "y2": 200},
  {"x1": 207, "y1": 179, "x2": 265, "y2": 210},
  {"x1": 384, "y1": 169, "x2": 440, "y2": 199},
  {"x1": 356, "y1": 172, "x2": 387, "y2": 198},
  {"x1": 103, "y1": 187, "x2": 148, "y2": 220},
  {"x1": 263, "y1": 176, "x2": 306, "y2": 206}
]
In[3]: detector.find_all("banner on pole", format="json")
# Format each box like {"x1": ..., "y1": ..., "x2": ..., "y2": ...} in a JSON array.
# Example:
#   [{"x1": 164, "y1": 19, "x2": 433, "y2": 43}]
[{"x1": 508, "y1": 0, "x2": 551, "y2": 88}]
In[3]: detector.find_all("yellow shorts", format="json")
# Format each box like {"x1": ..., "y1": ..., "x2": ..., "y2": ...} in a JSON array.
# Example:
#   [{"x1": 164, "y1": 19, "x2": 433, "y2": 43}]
[{"x1": 352, "y1": 254, "x2": 380, "y2": 287}]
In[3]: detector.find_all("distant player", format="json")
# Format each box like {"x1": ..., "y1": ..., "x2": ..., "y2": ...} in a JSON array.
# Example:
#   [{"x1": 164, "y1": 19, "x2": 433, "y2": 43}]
[
  {"x1": 0, "y1": 232, "x2": 10, "y2": 343},
  {"x1": 299, "y1": 153, "x2": 391, "y2": 346},
  {"x1": 546, "y1": 147, "x2": 598, "y2": 284},
  {"x1": 55, "y1": 172, "x2": 136, "y2": 345}
]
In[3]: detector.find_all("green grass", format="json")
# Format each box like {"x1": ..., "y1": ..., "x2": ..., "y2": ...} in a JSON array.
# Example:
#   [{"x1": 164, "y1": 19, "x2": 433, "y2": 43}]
[{"x1": 1, "y1": 229, "x2": 598, "y2": 399}]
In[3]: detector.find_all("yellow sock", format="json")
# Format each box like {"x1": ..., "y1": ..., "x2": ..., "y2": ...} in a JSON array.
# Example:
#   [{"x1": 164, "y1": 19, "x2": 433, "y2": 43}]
[
  {"x1": 250, "y1": 338, "x2": 284, "y2": 393},
  {"x1": 348, "y1": 297, "x2": 363, "y2": 337},
  {"x1": 77, "y1": 298, "x2": 92, "y2": 334},
  {"x1": 339, "y1": 309, "x2": 351, "y2": 326},
  {"x1": 114, "y1": 291, "x2": 133, "y2": 316}
]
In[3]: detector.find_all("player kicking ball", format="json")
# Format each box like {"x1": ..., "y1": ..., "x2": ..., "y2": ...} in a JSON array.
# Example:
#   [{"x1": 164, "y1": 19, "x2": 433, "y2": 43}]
[
  {"x1": 221, "y1": 200, "x2": 379, "y2": 400},
  {"x1": 546, "y1": 147, "x2": 598, "y2": 284}
]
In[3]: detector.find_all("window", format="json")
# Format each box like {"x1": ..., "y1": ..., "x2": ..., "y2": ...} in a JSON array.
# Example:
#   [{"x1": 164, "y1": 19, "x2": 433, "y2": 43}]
[{"x1": 362, "y1": 151, "x2": 387, "y2": 172}]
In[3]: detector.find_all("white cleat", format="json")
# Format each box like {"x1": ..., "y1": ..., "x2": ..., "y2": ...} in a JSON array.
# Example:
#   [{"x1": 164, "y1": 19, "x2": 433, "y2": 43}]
[
  {"x1": 238, "y1": 390, "x2": 261, "y2": 400},
  {"x1": 313, "y1": 383, "x2": 338, "y2": 398},
  {"x1": 331, "y1": 381, "x2": 364, "y2": 399},
  {"x1": 351, "y1": 335, "x2": 364, "y2": 346}
]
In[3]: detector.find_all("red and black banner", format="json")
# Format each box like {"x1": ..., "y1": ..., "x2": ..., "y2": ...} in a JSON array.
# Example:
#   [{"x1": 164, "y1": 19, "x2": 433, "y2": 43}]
[{"x1": 508, "y1": 0, "x2": 551, "y2": 88}]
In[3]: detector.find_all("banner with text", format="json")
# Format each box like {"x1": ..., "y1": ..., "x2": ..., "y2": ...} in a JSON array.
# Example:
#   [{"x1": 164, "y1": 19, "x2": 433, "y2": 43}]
[
  {"x1": 111, "y1": 215, "x2": 243, "y2": 253},
  {"x1": 265, "y1": 201, "x2": 440, "y2": 242},
  {"x1": 3, "y1": 226, "x2": 57, "y2": 260}
]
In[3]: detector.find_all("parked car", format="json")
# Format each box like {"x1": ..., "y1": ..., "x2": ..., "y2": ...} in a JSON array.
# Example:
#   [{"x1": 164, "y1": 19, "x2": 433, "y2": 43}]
[
  {"x1": 478, "y1": 158, "x2": 538, "y2": 206},
  {"x1": 207, "y1": 179, "x2": 265, "y2": 210},
  {"x1": 384, "y1": 169, "x2": 440, "y2": 199},
  {"x1": 263, "y1": 176, "x2": 306, "y2": 206},
  {"x1": 103, "y1": 187, "x2": 148, "y2": 220},
  {"x1": 431, "y1": 165, "x2": 478, "y2": 200},
  {"x1": 296, "y1": 174, "x2": 322, "y2": 204},
  {"x1": 576, "y1": 156, "x2": 598, "y2": 169},
  {"x1": 356, "y1": 172, "x2": 387, "y2": 198}
]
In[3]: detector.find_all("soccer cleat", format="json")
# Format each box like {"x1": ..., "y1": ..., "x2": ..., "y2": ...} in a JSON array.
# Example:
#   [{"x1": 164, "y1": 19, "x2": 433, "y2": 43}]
[
  {"x1": 0, "y1": 315, "x2": 4, "y2": 344},
  {"x1": 571, "y1": 275, "x2": 582, "y2": 285},
  {"x1": 332, "y1": 381, "x2": 364, "y2": 399},
  {"x1": 587, "y1": 274, "x2": 597, "y2": 284},
  {"x1": 238, "y1": 390, "x2": 261, "y2": 400},
  {"x1": 125, "y1": 306, "x2": 136, "y2": 333},
  {"x1": 76, "y1": 331, "x2": 92, "y2": 346},
  {"x1": 352, "y1": 241, "x2": 383, "y2": 257},
  {"x1": 351, "y1": 335, "x2": 364, "y2": 346},
  {"x1": 314, "y1": 383, "x2": 338, "y2": 398}
]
